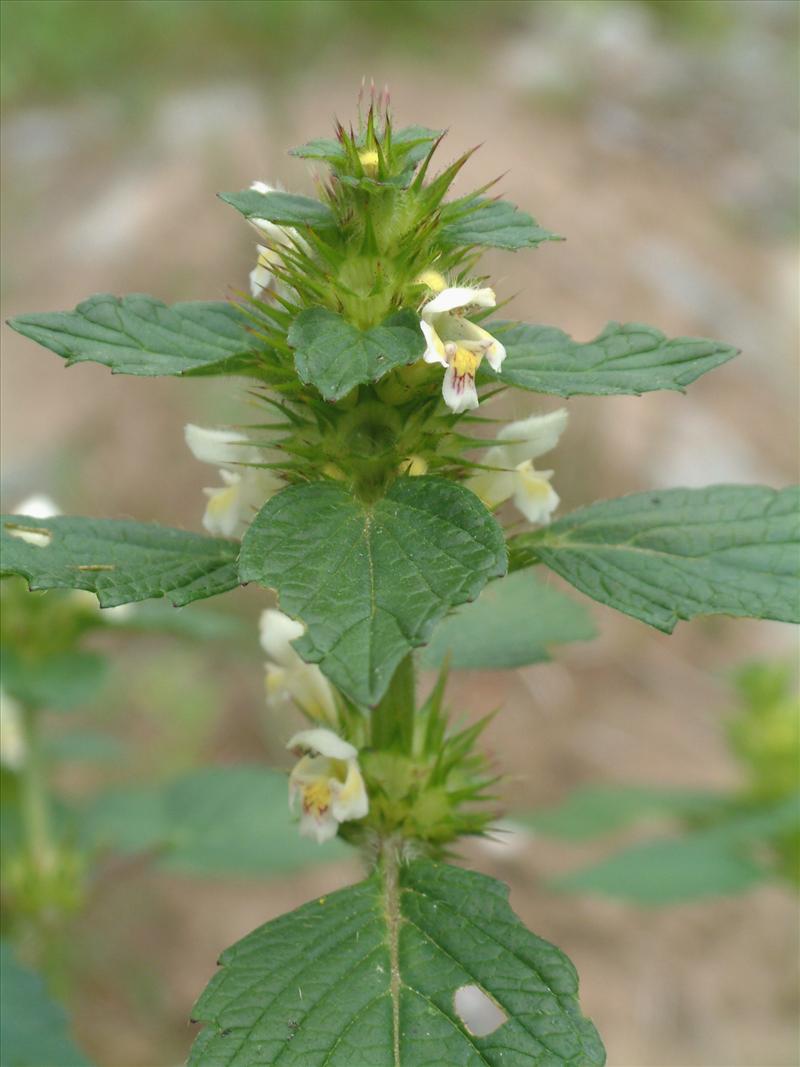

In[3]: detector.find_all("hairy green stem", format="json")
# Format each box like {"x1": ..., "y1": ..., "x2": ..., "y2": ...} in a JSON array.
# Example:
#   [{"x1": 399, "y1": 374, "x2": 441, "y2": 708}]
[{"x1": 379, "y1": 838, "x2": 402, "y2": 1067}]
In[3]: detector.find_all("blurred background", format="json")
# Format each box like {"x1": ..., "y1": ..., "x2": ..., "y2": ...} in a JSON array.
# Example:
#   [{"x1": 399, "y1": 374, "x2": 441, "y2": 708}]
[{"x1": 1, "y1": 1, "x2": 798, "y2": 1064}]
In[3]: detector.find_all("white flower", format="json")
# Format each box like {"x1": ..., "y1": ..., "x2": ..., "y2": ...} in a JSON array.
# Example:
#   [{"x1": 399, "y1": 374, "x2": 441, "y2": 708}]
[
  {"x1": 247, "y1": 181, "x2": 303, "y2": 299},
  {"x1": 287, "y1": 728, "x2": 369, "y2": 843},
  {"x1": 249, "y1": 244, "x2": 280, "y2": 298},
  {"x1": 185, "y1": 424, "x2": 283, "y2": 539},
  {"x1": 467, "y1": 409, "x2": 568, "y2": 524},
  {"x1": 259, "y1": 609, "x2": 337, "y2": 725},
  {"x1": 0, "y1": 689, "x2": 26, "y2": 771},
  {"x1": 420, "y1": 286, "x2": 506, "y2": 414}
]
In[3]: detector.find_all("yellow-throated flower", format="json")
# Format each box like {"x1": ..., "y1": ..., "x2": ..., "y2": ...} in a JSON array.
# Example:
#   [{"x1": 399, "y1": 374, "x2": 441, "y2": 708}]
[
  {"x1": 287, "y1": 728, "x2": 368, "y2": 843},
  {"x1": 420, "y1": 286, "x2": 506, "y2": 414},
  {"x1": 467, "y1": 409, "x2": 567, "y2": 524},
  {"x1": 184, "y1": 424, "x2": 282, "y2": 539},
  {"x1": 259, "y1": 609, "x2": 337, "y2": 725}
]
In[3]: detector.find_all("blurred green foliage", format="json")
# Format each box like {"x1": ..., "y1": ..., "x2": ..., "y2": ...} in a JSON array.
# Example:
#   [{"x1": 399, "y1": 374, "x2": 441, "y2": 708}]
[
  {"x1": 0, "y1": 0, "x2": 525, "y2": 110},
  {"x1": 0, "y1": 575, "x2": 334, "y2": 948},
  {"x1": 639, "y1": 0, "x2": 735, "y2": 38},
  {"x1": 522, "y1": 661, "x2": 800, "y2": 903},
  {"x1": 82, "y1": 765, "x2": 346, "y2": 875},
  {"x1": 728, "y1": 661, "x2": 800, "y2": 803},
  {"x1": 0, "y1": 0, "x2": 745, "y2": 113},
  {"x1": 421, "y1": 570, "x2": 596, "y2": 670},
  {"x1": 0, "y1": 572, "x2": 344, "y2": 1063},
  {"x1": 0, "y1": 941, "x2": 91, "y2": 1066}
]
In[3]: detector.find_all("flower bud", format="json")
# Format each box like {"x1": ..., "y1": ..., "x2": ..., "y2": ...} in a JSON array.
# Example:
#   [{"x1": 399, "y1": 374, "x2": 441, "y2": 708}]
[
  {"x1": 358, "y1": 148, "x2": 380, "y2": 177},
  {"x1": 399, "y1": 455, "x2": 428, "y2": 477}
]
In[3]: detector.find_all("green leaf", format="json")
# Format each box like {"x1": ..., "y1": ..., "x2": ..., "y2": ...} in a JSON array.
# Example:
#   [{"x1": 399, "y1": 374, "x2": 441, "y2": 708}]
[
  {"x1": 1, "y1": 515, "x2": 240, "y2": 608},
  {"x1": 219, "y1": 189, "x2": 335, "y2": 229},
  {"x1": 440, "y1": 198, "x2": 560, "y2": 250},
  {"x1": 1, "y1": 647, "x2": 108, "y2": 711},
  {"x1": 520, "y1": 785, "x2": 727, "y2": 841},
  {"x1": 7, "y1": 294, "x2": 263, "y2": 377},
  {"x1": 422, "y1": 570, "x2": 596, "y2": 670},
  {"x1": 239, "y1": 478, "x2": 507, "y2": 705},
  {"x1": 288, "y1": 308, "x2": 424, "y2": 401},
  {"x1": 289, "y1": 136, "x2": 343, "y2": 161},
  {"x1": 188, "y1": 857, "x2": 605, "y2": 1066},
  {"x1": 555, "y1": 796, "x2": 800, "y2": 904},
  {"x1": 83, "y1": 766, "x2": 346, "y2": 876},
  {"x1": 0, "y1": 941, "x2": 91, "y2": 1066},
  {"x1": 483, "y1": 321, "x2": 738, "y2": 395},
  {"x1": 389, "y1": 124, "x2": 443, "y2": 163},
  {"x1": 512, "y1": 486, "x2": 800, "y2": 632}
]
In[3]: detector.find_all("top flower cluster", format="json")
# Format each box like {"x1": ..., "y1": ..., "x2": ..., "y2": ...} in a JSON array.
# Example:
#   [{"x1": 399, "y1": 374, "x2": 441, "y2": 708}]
[
  {"x1": 249, "y1": 185, "x2": 507, "y2": 414},
  {"x1": 220, "y1": 109, "x2": 559, "y2": 421}
]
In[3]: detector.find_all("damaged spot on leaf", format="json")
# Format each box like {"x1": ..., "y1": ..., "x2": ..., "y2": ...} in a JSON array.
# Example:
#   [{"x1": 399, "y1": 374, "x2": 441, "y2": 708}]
[
  {"x1": 4, "y1": 523, "x2": 52, "y2": 548},
  {"x1": 453, "y1": 983, "x2": 507, "y2": 1037}
]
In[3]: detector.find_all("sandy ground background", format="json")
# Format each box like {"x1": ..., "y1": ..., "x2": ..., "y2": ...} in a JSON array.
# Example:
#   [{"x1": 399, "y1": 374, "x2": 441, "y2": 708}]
[{"x1": 1, "y1": 2, "x2": 798, "y2": 1064}]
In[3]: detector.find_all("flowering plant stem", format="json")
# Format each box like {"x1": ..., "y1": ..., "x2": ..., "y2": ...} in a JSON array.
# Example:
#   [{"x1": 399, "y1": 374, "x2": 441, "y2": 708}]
[{"x1": 3, "y1": 92, "x2": 796, "y2": 1065}]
